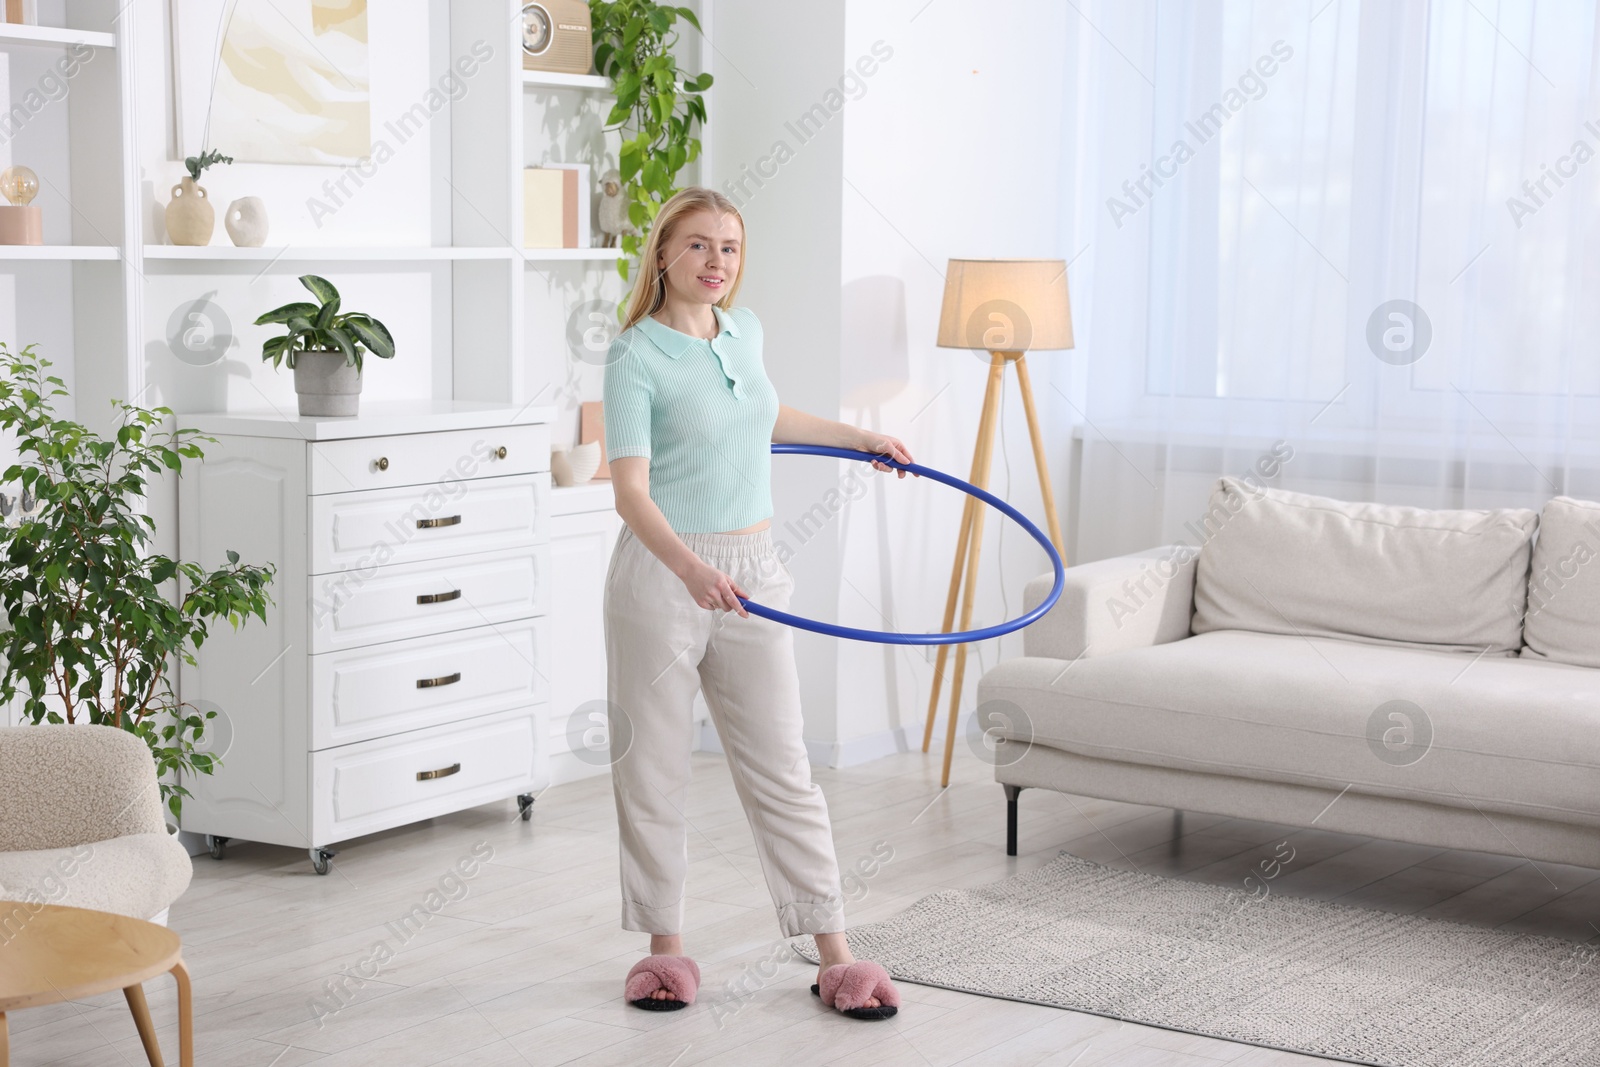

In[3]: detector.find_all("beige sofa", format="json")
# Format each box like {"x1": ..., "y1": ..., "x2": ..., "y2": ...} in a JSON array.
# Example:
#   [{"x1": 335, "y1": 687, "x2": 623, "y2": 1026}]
[
  {"x1": 0, "y1": 724, "x2": 193, "y2": 927},
  {"x1": 983, "y1": 481, "x2": 1600, "y2": 869}
]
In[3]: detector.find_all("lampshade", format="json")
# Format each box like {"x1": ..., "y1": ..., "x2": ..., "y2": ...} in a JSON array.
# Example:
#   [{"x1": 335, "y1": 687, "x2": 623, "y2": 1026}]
[{"x1": 935, "y1": 258, "x2": 1073, "y2": 352}]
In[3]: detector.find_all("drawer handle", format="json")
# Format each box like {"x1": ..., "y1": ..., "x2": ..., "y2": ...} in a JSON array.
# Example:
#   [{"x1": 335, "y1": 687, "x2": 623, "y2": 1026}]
[
  {"x1": 416, "y1": 515, "x2": 462, "y2": 529},
  {"x1": 417, "y1": 671, "x2": 462, "y2": 689},
  {"x1": 495, "y1": 446, "x2": 508, "y2": 459},
  {"x1": 375, "y1": 456, "x2": 389, "y2": 471},
  {"x1": 417, "y1": 589, "x2": 462, "y2": 605},
  {"x1": 416, "y1": 762, "x2": 461, "y2": 781}
]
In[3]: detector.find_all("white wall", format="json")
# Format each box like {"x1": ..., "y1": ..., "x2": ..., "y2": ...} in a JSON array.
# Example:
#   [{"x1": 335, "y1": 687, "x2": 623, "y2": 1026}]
[
  {"x1": 705, "y1": 0, "x2": 1083, "y2": 763},
  {"x1": 709, "y1": 0, "x2": 847, "y2": 745},
  {"x1": 833, "y1": 0, "x2": 1080, "y2": 760}
]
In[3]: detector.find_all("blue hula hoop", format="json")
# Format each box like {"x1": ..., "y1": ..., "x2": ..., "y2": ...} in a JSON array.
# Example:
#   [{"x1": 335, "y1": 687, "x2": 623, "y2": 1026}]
[{"x1": 734, "y1": 443, "x2": 1066, "y2": 645}]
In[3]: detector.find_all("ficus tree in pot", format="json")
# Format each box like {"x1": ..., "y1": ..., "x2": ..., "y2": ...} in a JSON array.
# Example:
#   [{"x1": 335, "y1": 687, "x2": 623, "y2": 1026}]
[
  {"x1": 0, "y1": 343, "x2": 276, "y2": 820},
  {"x1": 590, "y1": 1, "x2": 713, "y2": 282},
  {"x1": 256, "y1": 274, "x2": 395, "y2": 416}
]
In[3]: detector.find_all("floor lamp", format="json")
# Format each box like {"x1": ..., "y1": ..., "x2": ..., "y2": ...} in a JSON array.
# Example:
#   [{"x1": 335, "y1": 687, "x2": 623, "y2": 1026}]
[{"x1": 921, "y1": 258, "x2": 1073, "y2": 788}]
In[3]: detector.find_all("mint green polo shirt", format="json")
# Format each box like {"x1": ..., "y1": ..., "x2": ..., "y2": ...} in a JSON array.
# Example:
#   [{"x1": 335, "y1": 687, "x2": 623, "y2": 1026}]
[{"x1": 603, "y1": 304, "x2": 780, "y2": 533}]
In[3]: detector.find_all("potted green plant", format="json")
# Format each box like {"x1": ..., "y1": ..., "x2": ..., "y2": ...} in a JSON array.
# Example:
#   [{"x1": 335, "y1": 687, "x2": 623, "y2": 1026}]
[
  {"x1": 0, "y1": 343, "x2": 275, "y2": 820},
  {"x1": 590, "y1": 1, "x2": 713, "y2": 281},
  {"x1": 255, "y1": 274, "x2": 396, "y2": 416}
]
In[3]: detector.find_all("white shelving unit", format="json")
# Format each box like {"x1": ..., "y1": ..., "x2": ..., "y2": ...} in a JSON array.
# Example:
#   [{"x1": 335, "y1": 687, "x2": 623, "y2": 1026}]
[
  {"x1": 0, "y1": 245, "x2": 120, "y2": 260},
  {"x1": 142, "y1": 245, "x2": 520, "y2": 263},
  {"x1": 0, "y1": 0, "x2": 136, "y2": 433},
  {"x1": 521, "y1": 246, "x2": 625, "y2": 263},
  {"x1": 0, "y1": 2, "x2": 701, "y2": 418},
  {"x1": 2, "y1": 0, "x2": 715, "y2": 796},
  {"x1": 0, "y1": 22, "x2": 115, "y2": 49},
  {"x1": 521, "y1": 70, "x2": 612, "y2": 92},
  {"x1": 0, "y1": 1, "x2": 711, "y2": 419}
]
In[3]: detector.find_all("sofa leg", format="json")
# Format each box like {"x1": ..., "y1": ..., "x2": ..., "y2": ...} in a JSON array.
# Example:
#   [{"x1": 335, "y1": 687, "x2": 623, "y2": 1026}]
[
  {"x1": 1003, "y1": 784, "x2": 1024, "y2": 856},
  {"x1": 1170, "y1": 810, "x2": 1184, "y2": 857}
]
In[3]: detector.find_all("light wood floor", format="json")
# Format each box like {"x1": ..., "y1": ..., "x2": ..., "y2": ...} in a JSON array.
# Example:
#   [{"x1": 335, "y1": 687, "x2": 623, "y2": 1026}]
[{"x1": 11, "y1": 748, "x2": 1600, "y2": 1066}]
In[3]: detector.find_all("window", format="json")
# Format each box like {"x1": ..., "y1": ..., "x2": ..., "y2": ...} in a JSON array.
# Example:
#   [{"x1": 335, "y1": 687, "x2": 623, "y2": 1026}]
[{"x1": 1084, "y1": 0, "x2": 1600, "y2": 439}]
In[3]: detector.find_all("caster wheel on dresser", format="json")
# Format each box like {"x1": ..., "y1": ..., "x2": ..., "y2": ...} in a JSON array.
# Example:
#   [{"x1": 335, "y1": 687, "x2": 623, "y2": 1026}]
[
  {"x1": 309, "y1": 847, "x2": 338, "y2": 875},
  {"x1": 517, "y1": 793, "x2": 535, "y2": 821},
  {"x1": 206, "y1": 835, "x2": 229, "y2": 860}
]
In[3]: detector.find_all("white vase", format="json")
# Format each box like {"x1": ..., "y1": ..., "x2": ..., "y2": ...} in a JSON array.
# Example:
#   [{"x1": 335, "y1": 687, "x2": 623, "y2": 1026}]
[
  {"x1": 567, "y1": 440, "x2": 601, "y2": 484},
  {"x1": 165, "y1": 177, "x2": 213, "y2": 246},
  {"x1": 224, "y1": 196, "x2": 269, "y2": 247},
  {"x1": 551, "y1": 449, "x2": 573, "y2": 487}
]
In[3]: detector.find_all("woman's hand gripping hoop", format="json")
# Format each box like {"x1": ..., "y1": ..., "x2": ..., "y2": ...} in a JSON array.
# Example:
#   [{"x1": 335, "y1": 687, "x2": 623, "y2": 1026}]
[{"x1": 736, "y1": 444, "x2": 1065, "y2": 645}]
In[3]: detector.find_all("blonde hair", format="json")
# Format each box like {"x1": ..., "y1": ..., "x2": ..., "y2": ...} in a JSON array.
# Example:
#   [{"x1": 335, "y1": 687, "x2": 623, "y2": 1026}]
[{"x1": 621, "y1": 187, "x2": 747, "y2": 331}]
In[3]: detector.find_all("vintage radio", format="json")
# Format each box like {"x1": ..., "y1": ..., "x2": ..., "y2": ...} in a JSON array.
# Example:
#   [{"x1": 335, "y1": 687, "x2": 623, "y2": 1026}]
[{"x1": 520, "y1": 1, "x2": 593, "y2": 75}]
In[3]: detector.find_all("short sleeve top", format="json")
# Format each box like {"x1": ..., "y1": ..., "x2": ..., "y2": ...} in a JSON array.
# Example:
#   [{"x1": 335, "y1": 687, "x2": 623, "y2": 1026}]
[{"x1": 602, "y1": 304, "x2": 780, "y2": 533}]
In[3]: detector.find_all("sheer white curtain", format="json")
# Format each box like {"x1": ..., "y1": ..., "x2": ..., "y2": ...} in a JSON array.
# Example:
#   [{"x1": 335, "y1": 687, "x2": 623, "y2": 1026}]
[{"x1": 1064, "y1": 0, "x2": 1600, "y2": 562}]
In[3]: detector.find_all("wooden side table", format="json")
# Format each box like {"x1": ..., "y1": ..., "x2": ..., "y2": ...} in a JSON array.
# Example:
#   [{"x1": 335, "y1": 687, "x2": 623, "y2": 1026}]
[{"x1": 0, "y1": 903, "x2": 192, "y2": 1067}]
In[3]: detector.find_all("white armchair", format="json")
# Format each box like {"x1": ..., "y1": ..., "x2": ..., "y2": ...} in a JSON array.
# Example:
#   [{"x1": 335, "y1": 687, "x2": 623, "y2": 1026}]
[{"x1": 0, "y1": 724, "x2": 193, "y2": 927}]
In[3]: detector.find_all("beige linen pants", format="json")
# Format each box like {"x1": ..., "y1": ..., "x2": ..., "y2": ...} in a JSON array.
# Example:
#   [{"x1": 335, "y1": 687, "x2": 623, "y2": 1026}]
[{"x1": 603, "y1": 523, "x2": 847, "y2": 937}]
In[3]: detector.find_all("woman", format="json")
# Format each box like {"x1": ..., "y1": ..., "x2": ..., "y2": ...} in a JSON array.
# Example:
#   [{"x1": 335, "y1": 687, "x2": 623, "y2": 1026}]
[{"x1": 602, "y1": 186, "x2": 910, "y2": 1020}]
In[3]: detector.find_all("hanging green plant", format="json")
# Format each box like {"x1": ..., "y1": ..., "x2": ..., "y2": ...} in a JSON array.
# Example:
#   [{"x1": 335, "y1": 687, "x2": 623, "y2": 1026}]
[{"x1": 590, "y1": 1, "x2": 713, "y2": 281}]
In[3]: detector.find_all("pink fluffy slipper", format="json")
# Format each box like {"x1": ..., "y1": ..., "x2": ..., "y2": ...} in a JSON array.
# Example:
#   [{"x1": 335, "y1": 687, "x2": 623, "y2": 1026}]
[
  {"x1": 812, "y1": 959, "x2": 900, "y2": 1020},
  {"x1": 625, "y1": 954, "x2": 700, "y2": 1011}
]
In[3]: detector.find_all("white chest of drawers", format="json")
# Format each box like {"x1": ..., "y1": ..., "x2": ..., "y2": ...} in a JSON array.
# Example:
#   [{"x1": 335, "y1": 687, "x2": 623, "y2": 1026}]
[{"x1": 176, "y1": 403, "x2": 554, "y2": 874}]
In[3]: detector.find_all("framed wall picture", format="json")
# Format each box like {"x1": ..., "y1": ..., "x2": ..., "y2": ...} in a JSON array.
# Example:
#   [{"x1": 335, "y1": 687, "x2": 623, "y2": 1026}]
[{"x1": 171, "y1": 0, "x2": 372, "y2": 166}]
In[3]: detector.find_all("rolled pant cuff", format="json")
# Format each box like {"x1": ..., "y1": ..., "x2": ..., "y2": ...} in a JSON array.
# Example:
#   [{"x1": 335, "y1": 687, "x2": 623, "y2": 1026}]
[
  {"x1": 777, "y1": 898, "x2": 847, "y2": 937},
  {"x1": 621, "y1": 897, "x2": 684, "y2": 935}
]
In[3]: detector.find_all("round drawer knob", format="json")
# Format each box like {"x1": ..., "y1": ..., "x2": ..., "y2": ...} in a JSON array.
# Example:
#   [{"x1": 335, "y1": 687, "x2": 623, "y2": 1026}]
[
  {"x1": 495, "y1": 446, "x2": 508, "y2": 460},
  {"x1": 375, "y1": 456, "x2": 389, "y2": 471}
]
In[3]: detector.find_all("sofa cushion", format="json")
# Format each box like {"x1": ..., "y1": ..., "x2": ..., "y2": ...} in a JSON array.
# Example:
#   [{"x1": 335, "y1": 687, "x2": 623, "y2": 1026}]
[
  {"x1": 978, "y1": 629, "x2": 1600, "y2": 827},
  {"x1": 1522, "y1": 496, "x2": 1600, "y2": 668},
  {"x1": 1190, "y1": 478, "x2": 1537, "y2": 654},
  {"x1": 0, "y1": 831, "x2": 193, "y2": 923}
]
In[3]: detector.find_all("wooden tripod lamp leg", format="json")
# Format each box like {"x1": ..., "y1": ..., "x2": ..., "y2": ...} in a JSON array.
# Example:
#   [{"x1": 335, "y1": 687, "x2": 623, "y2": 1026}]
[
  {"x1": 1011, "y1": 354, "x2": 1067, "y2": 561},
  {"x1": 921, "y1": 355, "x2": 1006, "y2": 753},
  {"x1": 921, "y1": 491, "x2": 979, "y2": 754},
  {"x1": 939, "y1": 353, "x2": 1006, "y2": 787},
  {"x1": 920, "y1": 495, "x2": 974, "y2": 752}
]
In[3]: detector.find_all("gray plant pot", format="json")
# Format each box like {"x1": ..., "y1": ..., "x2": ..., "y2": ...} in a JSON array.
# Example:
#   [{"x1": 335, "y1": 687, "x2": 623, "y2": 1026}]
[{"x1": 292, "y1": 350, "x2": 362, "y2": 416}]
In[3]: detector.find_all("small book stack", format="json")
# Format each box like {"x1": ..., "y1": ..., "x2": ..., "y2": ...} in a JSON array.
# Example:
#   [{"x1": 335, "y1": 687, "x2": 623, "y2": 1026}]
[{"x1": 523, "y1": 164, "x2": 591, "y2": 249}]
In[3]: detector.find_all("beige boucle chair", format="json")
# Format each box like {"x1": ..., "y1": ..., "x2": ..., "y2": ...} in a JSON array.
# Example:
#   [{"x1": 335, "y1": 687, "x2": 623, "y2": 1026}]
[{"x1": 0, "y1": 724, "x2": 193, "y2": 926}]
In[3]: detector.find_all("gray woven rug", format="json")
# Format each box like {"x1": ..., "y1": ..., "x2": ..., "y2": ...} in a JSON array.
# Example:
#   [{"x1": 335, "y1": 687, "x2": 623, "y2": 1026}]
[{"x1": 791, "y1": 852, "x2": 1600, "y2": 1066}]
